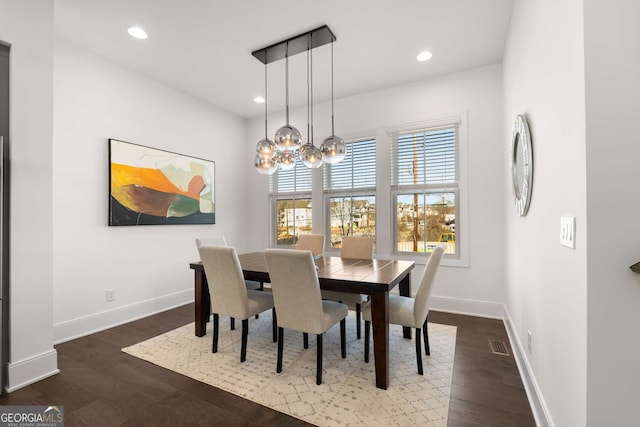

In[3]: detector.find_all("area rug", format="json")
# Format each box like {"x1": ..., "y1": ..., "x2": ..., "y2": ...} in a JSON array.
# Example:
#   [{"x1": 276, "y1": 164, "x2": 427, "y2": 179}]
[{"x1": 122, "y1": 311, "x2": 456, "y2": 426}]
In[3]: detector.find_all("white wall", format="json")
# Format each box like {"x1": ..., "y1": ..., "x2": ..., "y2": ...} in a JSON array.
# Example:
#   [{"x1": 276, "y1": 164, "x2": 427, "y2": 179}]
[
  {"x1": 503, "y1": 0, "x2": 587, "y2": 426},
  {"x1": 584, "y1": 1, "x2": 640, "y2": 424},
  {"x1": 0, "y1": 0, "x2": 57, "y2": 391},
  {"x1": 246, "y1": 64, "x2": 506, "y2": 316},
  {"x1": 52, "y1": 41, "x2": 247, "y2": 342}
]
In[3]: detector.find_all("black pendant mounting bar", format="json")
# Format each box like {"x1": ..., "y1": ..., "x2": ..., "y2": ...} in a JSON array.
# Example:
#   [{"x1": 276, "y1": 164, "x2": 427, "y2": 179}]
[{"x1": 251, "y1": 25, "x2": 336, "y2": 64}]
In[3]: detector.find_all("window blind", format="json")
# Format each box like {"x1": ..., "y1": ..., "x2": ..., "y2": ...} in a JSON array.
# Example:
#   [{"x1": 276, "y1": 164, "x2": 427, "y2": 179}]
[
  {"x1": 270, "y1": 156, "x2": 312, "y2": 194},
  {"x1": 394, "y1": 126, "x2": 457, "y2": 186},
  {"x1": 324, "y1": 138, "x2": 376, "y2": 191}
]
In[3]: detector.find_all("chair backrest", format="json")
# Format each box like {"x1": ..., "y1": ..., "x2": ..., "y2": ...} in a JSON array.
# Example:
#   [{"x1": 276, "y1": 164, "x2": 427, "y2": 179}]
[
  {"x1": 264, "y1": 249, "x2": 325, "y2": 333},
  {"x1": 295, "y1": 234, "x2": 325, "y2": 257},
  {"x1": 195, "y1": 236, "x2": 227, "y2": 248},
  {"x1": 197, "y1": 245, "x2": 250, "y2": 318},
  {"x1": 414, "y1": 245, "x2": 445, "y2": 326},
  {"x1": 340, "y1": 235, "x2": 374, "y2": 259}
]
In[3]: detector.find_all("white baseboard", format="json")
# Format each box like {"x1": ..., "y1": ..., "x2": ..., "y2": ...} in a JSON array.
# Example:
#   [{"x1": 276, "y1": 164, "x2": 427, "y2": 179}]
[
  {"x1": 503, "y1": 307, "x2": 553, "y2": 427},
  {"x1": 6, "y1": 349, "x2": 60, "y2": 393},
  {"x1": 53, "y1": 289, "x2": 193, "y2": 344},
  {"x1": 429, "y1": 295, "x2": 505, "y2": 319}
]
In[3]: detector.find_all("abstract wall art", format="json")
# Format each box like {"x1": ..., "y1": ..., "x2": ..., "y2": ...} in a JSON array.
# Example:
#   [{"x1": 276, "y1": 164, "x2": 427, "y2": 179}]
[{"x1": 109, "y1": 139, "x2": 215, "y2": 226}]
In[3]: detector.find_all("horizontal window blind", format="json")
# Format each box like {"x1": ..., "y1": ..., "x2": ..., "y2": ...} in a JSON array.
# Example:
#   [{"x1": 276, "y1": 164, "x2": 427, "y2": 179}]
[
  {"x1": 394, "y1": 126, "x2": 457, "y2": 186},
  {"x1": 324, "y1": 138, "x2": 376, "y2": 191},
  {"x1": 270, "y1": 156, "x2": 312, "y2": 194}
]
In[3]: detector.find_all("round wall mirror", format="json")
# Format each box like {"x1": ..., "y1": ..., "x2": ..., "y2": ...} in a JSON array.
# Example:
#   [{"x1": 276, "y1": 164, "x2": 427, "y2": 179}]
[{"x1": 511, "y1": 115, "x2": 533, "y2": 216}]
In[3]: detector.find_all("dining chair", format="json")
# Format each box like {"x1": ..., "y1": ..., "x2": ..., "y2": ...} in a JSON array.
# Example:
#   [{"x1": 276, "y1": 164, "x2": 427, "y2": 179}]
[
  {"x1": 197, "y1": 245, "x2": 277, "y2": 362},
  {"x1": 196, "y1": 237, "x2": 263, "y2": 330},
  {"x1": 264, "y1": 248, "x2": 348, "y2": 385},
  {"x1": 363, "y1": 244, "x2": 445, "y2": 375},
  {"x1": 321, "y1": 235, "x2": 373, "y2": 339},
  {"x1": 295, "y1": 234, "x2": 325, "y2": 257},
  {"x1": 196, "y1": 236, "x2": 262, "y2": 290},
  {"x1": 195, "y1": 236, "x2": 227, "y2": 247}
]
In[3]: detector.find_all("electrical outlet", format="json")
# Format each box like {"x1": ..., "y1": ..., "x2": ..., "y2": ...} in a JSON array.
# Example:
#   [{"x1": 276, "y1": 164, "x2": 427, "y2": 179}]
[
  {"x1": 527, "y1": 330, "x2": 532, "y2": 353},
  {"x1": 106, "y1": 288, "x2": 116, "y2": 302}
]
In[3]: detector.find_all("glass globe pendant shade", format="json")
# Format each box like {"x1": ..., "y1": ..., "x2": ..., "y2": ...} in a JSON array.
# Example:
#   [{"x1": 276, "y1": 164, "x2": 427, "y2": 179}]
[
  {"x1": 254, "y1": 152, "x2": 278, "y2": 175},
  {"x1": 275, "y1": 150, "x2": 296, "y2": 170},
  {"x1": 274, "y1": 124, "x2": 302, "y2": 152},
  {"x1": 256, "y1": 138, "x2": 277, "y2": 157},
  {"x1": 320, "y1": 135, "x2": 346, "y2": 164},
  {"x1": 300, "y1": 144, "x2": 323, "y2": 168}
]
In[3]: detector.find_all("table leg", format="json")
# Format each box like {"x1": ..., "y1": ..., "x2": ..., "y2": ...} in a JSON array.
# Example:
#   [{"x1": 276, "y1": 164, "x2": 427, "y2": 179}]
[
  {"x1": 194, "y1": 269, "x2": 209, "y2": 337},
  {"x1": 399, "y1": 272, "x2": 412, "y2": 339},
  {"x1": 371, "y1": 291, "x2": 389, "y2": 390}
]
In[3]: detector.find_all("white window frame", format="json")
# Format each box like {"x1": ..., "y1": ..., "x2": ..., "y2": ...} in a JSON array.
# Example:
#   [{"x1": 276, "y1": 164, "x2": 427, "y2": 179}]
[
  {"x1": 269, "y1": 157, "x2": 313, "y2": 248},
  {"x1": 323, "y1": 136, "x2": 377, "y2": 254},
  {"x1": 390, "y1": 113, "x2": 469, "y2": 267}
]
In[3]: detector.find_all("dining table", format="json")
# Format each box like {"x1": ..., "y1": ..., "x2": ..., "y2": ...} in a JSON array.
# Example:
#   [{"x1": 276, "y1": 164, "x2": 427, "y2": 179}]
[{"x1": 189, "y1": 252, "x2": 415, "y2": 390}]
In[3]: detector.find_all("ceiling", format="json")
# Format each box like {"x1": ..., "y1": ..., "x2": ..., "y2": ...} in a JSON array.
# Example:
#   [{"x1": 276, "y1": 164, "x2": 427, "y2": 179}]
[{"x1": 55, "y1": 0, "x2": 515, "y2": 119}]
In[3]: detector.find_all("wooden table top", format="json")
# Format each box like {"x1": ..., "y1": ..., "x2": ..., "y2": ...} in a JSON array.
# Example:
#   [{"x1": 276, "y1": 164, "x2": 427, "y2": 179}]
[{"x1": 191, "y1": 251, "x2": 415, "y2": 294}]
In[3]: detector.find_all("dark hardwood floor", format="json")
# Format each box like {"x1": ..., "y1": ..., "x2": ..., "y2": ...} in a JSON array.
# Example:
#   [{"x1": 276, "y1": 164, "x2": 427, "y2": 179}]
[{"x1": 0, "y1": 305, "x2": 535, "y2": 426}]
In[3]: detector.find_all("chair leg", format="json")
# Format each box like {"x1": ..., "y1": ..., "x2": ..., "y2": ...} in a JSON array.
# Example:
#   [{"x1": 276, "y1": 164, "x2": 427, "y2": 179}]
[
  {"x1": 316, "y1": 334, "x2": 323, "y2": 385},
  {"x1": 356, "y1": 303, "x2": 362, "y2": 339},
  {"x1": 423, "y1": 319, "x2": 430, "y2": 356},
  {"x1": 240, "y1": 319, "x2": 248, "y2": 363},
  {"x1": 276, "y1": 327, "x2": 284, "y2": 373},
  {"x1": 364, "y1": 320, "x2": 370, "y2": 363},
  {"x1": 340, "y1": 318, "x2": 346, "y2": 358},
  {"x1": 303, "y1": 332, "x2": 309, "y2": 349},
  {"x1": 416, "y1": 327, "x2": 423, "y2": 375},
  {"x1": 272, "y1": 308, "x2": 278, "y2": 342},
  {"x1": 230, "y1": 317, "x2": 235, "y2": 330},
  {"x1": 212, "y1": 313, "x2": 219, "y2": 353}
]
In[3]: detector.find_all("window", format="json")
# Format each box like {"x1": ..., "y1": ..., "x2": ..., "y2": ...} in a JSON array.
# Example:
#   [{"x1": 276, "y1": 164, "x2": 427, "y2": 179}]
[
  {"x1": 324, "y1": 137, "x2": 376, "y2": 248},
  {"x1": 270, "y1": 156, "x2": 312, "y2": 245},
  {"x1": 392, "y1": 125, "x2": 459, "y2": 255}
]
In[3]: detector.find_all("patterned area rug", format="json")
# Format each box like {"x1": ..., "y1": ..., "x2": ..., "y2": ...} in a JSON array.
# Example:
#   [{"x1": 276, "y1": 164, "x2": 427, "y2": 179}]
[{"x1": 122, "y1": 311, "x2": 456, "y2": 426}]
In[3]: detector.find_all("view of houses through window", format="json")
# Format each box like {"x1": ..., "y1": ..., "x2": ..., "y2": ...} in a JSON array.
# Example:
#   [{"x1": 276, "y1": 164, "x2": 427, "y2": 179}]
[
  {"x1": 396, "y1": 192, "x2": 456, "y2": 254},
  {"x1": 327, "y1": 195, "x2": 376, "y2": 248}
]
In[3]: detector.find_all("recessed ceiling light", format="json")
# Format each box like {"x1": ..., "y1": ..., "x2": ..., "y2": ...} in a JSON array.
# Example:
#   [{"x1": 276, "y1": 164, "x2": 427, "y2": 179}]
[
  {"x1": 254, "y1": 96, "x2": 265, "y2": 104},
  {"x1": 416, "y1": 50, "x2": 433, "y2": 62},
  {"x1": 127, "y1": 26, "x2": 148, "y2": 40}
]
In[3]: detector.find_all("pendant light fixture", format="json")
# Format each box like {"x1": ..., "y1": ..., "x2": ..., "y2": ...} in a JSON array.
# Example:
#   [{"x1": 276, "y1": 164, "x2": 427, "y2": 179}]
[
  {"x1": 320, "y1": 40, "x2": 346, "y2": 164},
  {"x1": 252, "y1": 26, "x2": 339, "y2": 173},
  {"x1": 254, "y1": 61, "x2": 278, "y2": 175},
  {"x1": 274, "y1": 42, "x2": 302, "y2": 155},
  {"x1": 300, "y1": 33, "x2": 323, "y2": 169}
]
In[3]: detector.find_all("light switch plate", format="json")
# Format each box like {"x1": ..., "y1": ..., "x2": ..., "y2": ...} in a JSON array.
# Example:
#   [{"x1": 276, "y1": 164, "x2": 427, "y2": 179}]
[{"x1": 560, "y1": 217, "x2": 575, "y2": 249}]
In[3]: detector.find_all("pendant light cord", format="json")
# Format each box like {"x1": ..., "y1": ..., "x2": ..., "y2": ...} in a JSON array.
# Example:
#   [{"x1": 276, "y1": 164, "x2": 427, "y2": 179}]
[
  {"x1": 331, "y1": 40, "x2": 335, "y2": 135},
  {"x1": 264, "y1": 62, "x2": 268, "y2": 138},
  {"x1": 285, "y1": 42, "x2": 290, "y2": 125},
  {"x1": 310, "y1": 33, "x2": 314, "y2": 146},
  {"x1": 306, "y1": 42, "x2": 310, "y2": 145}
]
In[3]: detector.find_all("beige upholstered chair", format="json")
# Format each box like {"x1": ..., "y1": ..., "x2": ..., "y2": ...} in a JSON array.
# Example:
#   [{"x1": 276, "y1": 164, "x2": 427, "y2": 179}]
[
  {"x1": 321, "y1": 235, "x2": 373, "y2": 339},
  {"x1": 363, "y1": 244, "x2": 445, "y2": 375},
  {"x1": 295, "y1": 234, "x2": 325, "y2": 257},
  {"x1": 195, "y1": 236, "x2": 227, "y2": 247},
  {"x1": 264, "y1": 248, "x2": 348, "y2": 385},
  {"x1": 197, "y1": 245, "x2": 277, "y2": 362},
  {"x1": 339, "y1": 235, "x2": 374, "y2": 259},
  {"x1": 196, "y1": 237, "x2": 262, "y2": 331}
]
